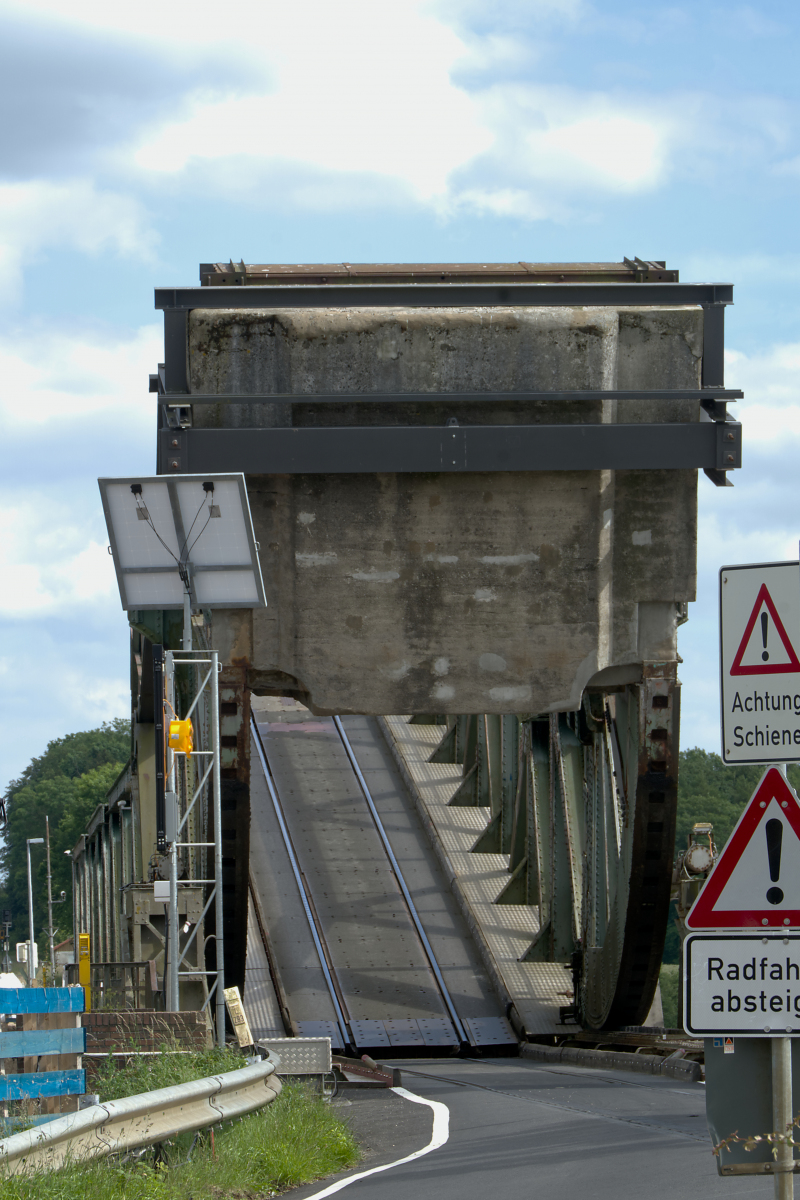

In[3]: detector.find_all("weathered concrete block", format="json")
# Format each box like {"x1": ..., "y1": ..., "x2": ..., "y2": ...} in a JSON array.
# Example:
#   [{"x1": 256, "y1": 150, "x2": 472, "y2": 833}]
[{"x1": 189, "y1": 304, "x2": 701, "y2": 714}]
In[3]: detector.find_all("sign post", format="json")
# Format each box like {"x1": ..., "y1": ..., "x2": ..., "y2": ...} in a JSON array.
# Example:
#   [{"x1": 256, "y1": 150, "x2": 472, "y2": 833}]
[
  {"x1": 715, "y1": 561, "x2": 800, "y2": 1194},
  {"x1": 687, "y1": 761, "x2": 800, "y2": 1192}
]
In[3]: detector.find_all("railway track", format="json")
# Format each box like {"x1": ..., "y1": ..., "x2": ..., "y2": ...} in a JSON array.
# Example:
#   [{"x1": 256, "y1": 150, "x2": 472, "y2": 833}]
[{"x1": 248, "y1": 713, "x2": 516, "y2": 1054}]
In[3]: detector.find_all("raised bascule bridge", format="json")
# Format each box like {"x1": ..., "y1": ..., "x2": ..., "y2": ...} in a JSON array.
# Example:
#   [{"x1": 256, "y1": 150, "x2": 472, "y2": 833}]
[{"x1": 77, "y1": 260, "x2": 742, "y2": 1053}]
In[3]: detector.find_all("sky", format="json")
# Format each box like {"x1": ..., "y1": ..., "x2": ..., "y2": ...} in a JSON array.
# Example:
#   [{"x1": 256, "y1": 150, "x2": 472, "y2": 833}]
[{"x1": 1, "y1": 0, "x2": 799, "y2": 788}]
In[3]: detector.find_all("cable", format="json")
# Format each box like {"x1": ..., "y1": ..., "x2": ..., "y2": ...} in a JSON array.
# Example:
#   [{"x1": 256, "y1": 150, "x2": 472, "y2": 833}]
[
  {"x1": 185, "y1": 510, "x2": 214, "y2": 560},
  {"x1": 178, "y1": 495, "x2": 207, "y2": 563},
  {"x1": 134, "y1": 495, "x2": 181, "y2": 567}
]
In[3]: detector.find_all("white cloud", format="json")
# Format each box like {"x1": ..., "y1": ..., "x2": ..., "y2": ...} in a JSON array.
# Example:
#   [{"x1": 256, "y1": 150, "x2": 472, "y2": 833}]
[
  {"x1": 0, "y1": 502, "x2": 118, "y2": 618},
  {"x1": 0, "y1": 324, "x2": 161, "y2": 427},
  {"x1": 726, "y1": 343, "x2": 800, "y2": 444},
  {"x1": 0, "y1": 180, "x2": 156, "y2": 305},
  {"x1": 0, "y1": 322, "x2": 161, "y2": 619},
  {"x1": 128, "y1": 8, "x2": 490, "y2": 199},
  {"x1": 0, "y1": 624, "x2": 130, "y2": 787},
  {"x1": 466, "y1": 83, "x2": 674, "y2": 198},
  {"x1": 445, "y1": 187, "x2": 551, "y2": 219},
  {"x1": 5, "y1": 0, "x2": 668, "y2": 212}
]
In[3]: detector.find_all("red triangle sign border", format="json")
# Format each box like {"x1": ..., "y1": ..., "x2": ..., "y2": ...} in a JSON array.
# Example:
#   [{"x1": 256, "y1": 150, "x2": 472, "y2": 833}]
[
  {"x1": 730, "y1": 583, "x2": 800, "y2": 676},
  {"x1": 686, "y1": 767, "x2": 800, "y2": 929}
]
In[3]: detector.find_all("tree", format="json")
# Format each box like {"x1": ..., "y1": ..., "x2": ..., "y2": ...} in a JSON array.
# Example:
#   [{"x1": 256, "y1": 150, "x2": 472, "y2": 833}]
[
  {"x1": 675, "y1": 749, "x2": 800, "y2": 857},
  {"x1": 0, "y1": 720, "x2": 130, "y2": 953}
]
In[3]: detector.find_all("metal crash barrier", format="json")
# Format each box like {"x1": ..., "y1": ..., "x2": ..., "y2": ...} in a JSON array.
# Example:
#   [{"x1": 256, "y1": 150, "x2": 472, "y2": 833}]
[{"x1": 0, "y1": 1058, "x2": 280, "y2": 1175}]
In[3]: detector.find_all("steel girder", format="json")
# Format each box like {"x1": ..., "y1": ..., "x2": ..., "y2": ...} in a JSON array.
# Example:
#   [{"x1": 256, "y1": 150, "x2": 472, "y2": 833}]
[{"x1": 429, "y1": 670, "x2": 679, "y2": 1029}]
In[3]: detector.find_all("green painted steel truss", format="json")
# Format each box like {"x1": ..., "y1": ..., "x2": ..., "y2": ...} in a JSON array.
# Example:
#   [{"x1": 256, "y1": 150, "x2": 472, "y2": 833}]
[{"x1": 427, "y1": 672, "x2": 679, "y2": 1030}]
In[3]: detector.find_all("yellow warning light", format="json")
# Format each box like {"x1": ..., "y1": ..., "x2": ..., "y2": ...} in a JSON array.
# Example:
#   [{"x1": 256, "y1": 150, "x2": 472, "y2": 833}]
[{"x1": 168, "y1": 719, "x2": 194, "y2": 755}]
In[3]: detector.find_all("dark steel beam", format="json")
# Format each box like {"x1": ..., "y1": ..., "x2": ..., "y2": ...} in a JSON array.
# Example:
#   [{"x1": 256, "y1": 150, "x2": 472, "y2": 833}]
[
  {"x1": 162, "y1": 388, "x2": 743, "y2": 406},
  {"x1": 155, "y1": 281, "x2": 734, "y2": 311},
  {"x1": 163, "y1": 311, "x2": 188, "y2": 393},
  {"x1": 159, "y1": 420, "x2": 742, "y2": 476},
  {"x1": 702, "y1": 303, "x2": 726, "y2": 387}
]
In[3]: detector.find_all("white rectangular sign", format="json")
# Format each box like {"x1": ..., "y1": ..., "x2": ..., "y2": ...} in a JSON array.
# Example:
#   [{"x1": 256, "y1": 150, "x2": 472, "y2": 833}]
[
  {"x1": 720, "y1": 561, "x2": 800, "y2": 764},
  {"x1": 684, "y1": 933, "x2": 800, "y2": 1036}
]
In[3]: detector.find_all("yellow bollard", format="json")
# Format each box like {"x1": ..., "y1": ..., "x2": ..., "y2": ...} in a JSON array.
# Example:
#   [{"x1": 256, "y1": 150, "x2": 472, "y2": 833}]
[{"x1": 78, "y1": 932, "x2": 91, "y2": 1012}]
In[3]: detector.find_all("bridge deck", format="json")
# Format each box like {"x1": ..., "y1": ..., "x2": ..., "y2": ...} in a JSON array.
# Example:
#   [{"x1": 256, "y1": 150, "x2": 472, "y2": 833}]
[{"x1": 246, "y1": 698, "x2": 509, "y2": 1049}]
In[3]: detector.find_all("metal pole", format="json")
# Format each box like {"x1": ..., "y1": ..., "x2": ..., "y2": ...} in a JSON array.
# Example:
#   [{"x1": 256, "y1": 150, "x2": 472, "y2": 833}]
[
  {"x1": 773, "y1": 1036, "x2": 794, "y2": 1198},
  {"x1": 26, "y1": 843, "x2": 34, "y2": 987},
  {"x1": 67, "y1": 851, "x2": 77, "y2": 970},
  {"x1": 45, "y1": 816, "x2": 55, "y2": 982},
  {"x1": 168, "y1": 846, "x2": 179, "y2": 1010},
  {"x1": 211, "y1": 650, "x2": 225, "y2": 1047},
  {"x1": 165, "y1": 652, "x2": 179, "y2": 1012},
  {"x1": 774, "y1": 761, "x2": 795, "y2": 1198},
  {"x1": 183, "y1": 588, "x2": 192, "y2": 652},
  {"x1": 26, "y1": 839, "x2": 43, "y2": 986}
]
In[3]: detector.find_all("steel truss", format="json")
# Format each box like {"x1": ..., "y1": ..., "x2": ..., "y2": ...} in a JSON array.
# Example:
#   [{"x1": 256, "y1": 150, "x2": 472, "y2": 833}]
[
  {"x1": 159, "y1": 648, "x2": 225, "y2": 1046},
  {"x1": 427, "y1": 667, "x2": 678, "y2": 1029}
]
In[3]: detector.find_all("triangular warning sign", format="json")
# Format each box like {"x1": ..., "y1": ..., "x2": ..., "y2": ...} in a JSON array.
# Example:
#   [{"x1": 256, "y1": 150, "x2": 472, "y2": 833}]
[
  {"x1": 730, "y1": 583, "x2": 800, "y2": 676},
  {"x1": 687, "y1": 768, "x2": 800, "y2": 929}
]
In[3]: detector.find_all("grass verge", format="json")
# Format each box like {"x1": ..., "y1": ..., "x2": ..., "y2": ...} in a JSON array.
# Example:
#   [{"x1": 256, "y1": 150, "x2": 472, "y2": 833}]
[
  {"x1": 92, "y1": 1043, "x2": 244, "y2": 1101},
  {"x1": 0, "y1": 1051, "x2": 360, "y2": 1199}
]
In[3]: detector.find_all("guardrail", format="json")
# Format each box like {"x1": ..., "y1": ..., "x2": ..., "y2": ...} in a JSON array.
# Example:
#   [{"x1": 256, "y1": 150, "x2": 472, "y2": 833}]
[{"x1": 0, "y1": 1058, "x2": 280, "y2": 1175}]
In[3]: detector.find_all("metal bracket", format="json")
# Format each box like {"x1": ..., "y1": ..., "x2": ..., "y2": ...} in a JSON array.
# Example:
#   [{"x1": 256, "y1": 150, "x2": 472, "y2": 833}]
[{"x1": 715, "y1": 417, "x2": 742, "y2": 470}]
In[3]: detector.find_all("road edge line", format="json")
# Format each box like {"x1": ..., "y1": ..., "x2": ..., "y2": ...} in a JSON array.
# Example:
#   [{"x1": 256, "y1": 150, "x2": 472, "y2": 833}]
[{"x1": 301, "y1": 1086, "x2": 450, "y2": 1198}]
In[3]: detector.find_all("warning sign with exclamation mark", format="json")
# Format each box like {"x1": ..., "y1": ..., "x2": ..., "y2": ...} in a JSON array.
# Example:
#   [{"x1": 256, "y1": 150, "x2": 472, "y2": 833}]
[
  {"x1": 720, "y1": 562, "x2": 800, "y2": 764},
  {"x1": 687, "y1": 766, "x2": 800, "y2": 928}
]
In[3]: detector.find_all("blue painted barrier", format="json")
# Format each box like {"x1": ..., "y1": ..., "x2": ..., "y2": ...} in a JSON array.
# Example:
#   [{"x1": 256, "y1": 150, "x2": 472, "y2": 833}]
[
  {"x1": 0, "y1": 1028, "x2": 86, "y2": 1059},
  {"x1": 0, "y1": 989, "x2": 84, "y2": 1015},
  {"x1": 0, "y1": 1071, "x2": 86, "y2": 1100}
]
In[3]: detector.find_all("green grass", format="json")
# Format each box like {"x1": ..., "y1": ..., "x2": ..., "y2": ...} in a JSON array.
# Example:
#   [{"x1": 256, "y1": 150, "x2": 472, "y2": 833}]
[
  {"x1": 0, "y1": 1054, "x2": 360, "y2": 1199},
  {"x1": 92, "y1": 1043, "x2": 245, "y2": 1102},
  {"x1": 660, "y1": 963, "x2": 680, "y2": 1029}
]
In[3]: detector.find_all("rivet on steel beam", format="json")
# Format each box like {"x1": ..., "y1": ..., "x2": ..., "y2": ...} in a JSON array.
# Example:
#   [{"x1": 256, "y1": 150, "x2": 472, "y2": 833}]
[
  {"x1": 171, "y1": 438, "x2": 179, "y2": 448},
  {"x1": 170, "y1": 459, "x2": 180, "y2": 469},
  {"x1": 725, "y1": 454, "x2": 735, "y2": 463}
]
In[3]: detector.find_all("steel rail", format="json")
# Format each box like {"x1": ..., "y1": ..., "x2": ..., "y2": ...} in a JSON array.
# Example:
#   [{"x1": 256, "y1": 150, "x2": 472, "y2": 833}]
[
  {"x1": 0, "y1": 1059, "x2": 280, "y2": 1175},
  {"x1": 332, "y1": 716, "x2": 469, "y2": 1045},
  {"x1": 250, "y1": 719, "x2": 351, "y2": 1050}
]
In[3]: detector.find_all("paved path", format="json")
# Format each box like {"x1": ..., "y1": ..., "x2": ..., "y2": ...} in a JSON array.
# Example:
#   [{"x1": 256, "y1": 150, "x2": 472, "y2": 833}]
[{"x1": 297, "y1": 1057, "x2": 769, "y2": 1199}]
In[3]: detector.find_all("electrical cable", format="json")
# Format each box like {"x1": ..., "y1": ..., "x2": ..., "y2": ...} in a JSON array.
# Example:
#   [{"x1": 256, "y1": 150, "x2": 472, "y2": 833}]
[
  {"x1": 133, "y1": 488, "x2": 215, "y2": 598},
  {"x1": 133, "y1": 495, "x2": 182, "y2": 567},
  {"x1": 178, "y1": 495, "x2": 207, "y2": 563},
  {"x1": 185, "y1": 510, "x2": 214, "y2": 560}
]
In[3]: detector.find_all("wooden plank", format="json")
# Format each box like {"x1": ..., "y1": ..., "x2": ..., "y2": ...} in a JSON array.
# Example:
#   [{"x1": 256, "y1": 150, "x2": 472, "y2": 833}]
[
  {"x1": 0, "y1": 1029, "x2": 85, "y2": 1059},
  {"x1": 0, "y1": 1071, "x2": 85, "y2": 1100},
  {"x1": 0, "y1": 989, "x2": 84, "y2": 1014}
]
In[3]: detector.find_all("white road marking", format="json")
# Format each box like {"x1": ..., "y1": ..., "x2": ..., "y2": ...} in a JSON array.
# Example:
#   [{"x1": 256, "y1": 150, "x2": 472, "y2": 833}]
[{"x1": 302, "y1": 1086, "x2": 450, "y2": 1198}]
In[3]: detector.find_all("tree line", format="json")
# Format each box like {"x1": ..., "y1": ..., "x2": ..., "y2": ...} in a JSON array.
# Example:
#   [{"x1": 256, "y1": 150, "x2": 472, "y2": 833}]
[{"x1": 0, "y1": 719, "x2": 129, "y2": 958}]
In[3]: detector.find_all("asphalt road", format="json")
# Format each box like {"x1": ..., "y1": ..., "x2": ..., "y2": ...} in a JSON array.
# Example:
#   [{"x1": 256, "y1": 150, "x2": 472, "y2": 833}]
[{"x1": 295, "y1": 1057, "x2": 772, "y2": 1200}]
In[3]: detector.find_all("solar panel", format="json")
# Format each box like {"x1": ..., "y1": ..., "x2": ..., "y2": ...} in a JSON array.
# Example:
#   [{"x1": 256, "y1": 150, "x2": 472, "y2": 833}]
[{"x1": 98, "y1": 473, "x2": 266, "y2": 611}]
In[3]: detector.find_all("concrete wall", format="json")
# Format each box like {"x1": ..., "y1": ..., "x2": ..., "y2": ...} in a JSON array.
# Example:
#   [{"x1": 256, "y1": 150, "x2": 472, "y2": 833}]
[{"x1": 188, "y1": 304, "x2": 701, "y2": 714}]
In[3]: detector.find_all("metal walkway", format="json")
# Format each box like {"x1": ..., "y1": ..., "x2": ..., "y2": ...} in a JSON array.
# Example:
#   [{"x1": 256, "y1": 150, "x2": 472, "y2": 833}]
[{"x1": 244, "y1": 698, "x2": 515, "y2": 1053}]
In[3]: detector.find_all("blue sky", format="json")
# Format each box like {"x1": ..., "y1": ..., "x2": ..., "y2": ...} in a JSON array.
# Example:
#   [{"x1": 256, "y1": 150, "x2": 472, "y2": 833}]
[{"x1": 1, "y1": 0, "x2": 799, "y2": 787}]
